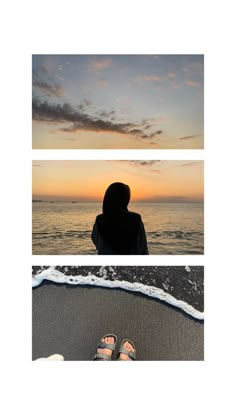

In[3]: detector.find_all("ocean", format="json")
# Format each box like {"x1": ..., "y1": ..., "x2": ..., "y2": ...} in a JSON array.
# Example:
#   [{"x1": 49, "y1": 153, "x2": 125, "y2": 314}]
[
  {"x1": 32, "y1": 201, "x2": 204, "y2": 255},
  {"x1": 32, "y1": 265, "x2": 204, "y2": 320}
]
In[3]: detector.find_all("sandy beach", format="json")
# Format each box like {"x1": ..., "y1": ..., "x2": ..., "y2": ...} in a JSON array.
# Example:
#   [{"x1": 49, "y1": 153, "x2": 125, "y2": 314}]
[{"x1": 32, "y1": 282, "x2": 204, "y2": 361}]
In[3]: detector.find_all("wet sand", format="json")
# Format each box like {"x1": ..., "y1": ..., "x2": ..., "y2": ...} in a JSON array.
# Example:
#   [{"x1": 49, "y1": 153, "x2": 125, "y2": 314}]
[{"x1": 32, "y1": 283, "x2": 204, "y2": 361}]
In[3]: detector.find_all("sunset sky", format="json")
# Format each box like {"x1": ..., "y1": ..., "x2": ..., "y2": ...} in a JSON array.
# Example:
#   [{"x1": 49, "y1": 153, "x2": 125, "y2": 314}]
[
  {"x1": 32, "y1": 55, "x2": 204, "y2": 149},
  {"x1": 32, "y1": 160, "x2": 204, "y2": 202}
]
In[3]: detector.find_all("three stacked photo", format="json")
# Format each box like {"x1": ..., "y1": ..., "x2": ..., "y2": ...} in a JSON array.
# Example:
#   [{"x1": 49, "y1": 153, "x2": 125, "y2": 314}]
[{"x1": 32, "y1": 54, "x2": 204, "y2": 361}]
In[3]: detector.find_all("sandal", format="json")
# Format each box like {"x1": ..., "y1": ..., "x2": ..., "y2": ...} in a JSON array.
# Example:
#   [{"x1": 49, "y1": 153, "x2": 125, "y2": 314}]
[
  {"x1": 93, "y1": 334, "x2": 117, "y2": 361},
  {"x1": 117, "y1": 339, "x2": 136, "y2": 361}
]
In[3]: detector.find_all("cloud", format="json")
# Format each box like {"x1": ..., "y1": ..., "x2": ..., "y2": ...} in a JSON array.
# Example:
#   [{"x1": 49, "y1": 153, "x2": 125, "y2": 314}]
[
  {"x1": 150, "y1": 169, "x2": 161, "y2": 174},
  {"x1": 109, "y1": 161, "x2": 160, "y2": 169},
  {"x1": 33, "y1": 80, "x2": 65, "y2": 97},
  {"x1": 134, "y1": 75, "x2": 164, "y2": 82},
  {"x1": 32, "y1": 99, "x2": 163, "y2": 140},
  {"x1": 32, "y1": 164, "x2": 45, "y2": 167},
  {"x1": 179, "y1": 135, "x2": 200, "y2": 140},
  {"x1": 134, "y1": 72, "x2": 179, "y2": 83},
  {"x1": 134, "y1": 160, "x2": 156, "y2": 167},
  {"x1": 186, "y1": 80, "x2": 200, "y2": 87},
  {"x1": 98, "y1": 110, "x2": 116, "y2": 119},
  {"x1": 78, "y1": 99, "x2": 92, "y2": 111},
  {"x1": 89, "y1": 58, "x2": 112, "y2": 72},
  {"x1": 149, "y1": 141, "x2": 160, "y2": 146},
  {"x1": 180, "y1": 161, "x2": 202, "y2": 167}
]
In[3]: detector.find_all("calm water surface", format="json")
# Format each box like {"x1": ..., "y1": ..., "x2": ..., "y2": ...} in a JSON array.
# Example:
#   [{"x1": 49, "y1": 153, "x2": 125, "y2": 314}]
[{"x1": 32, "y1": 201, "x2": 204, "y2": 254}]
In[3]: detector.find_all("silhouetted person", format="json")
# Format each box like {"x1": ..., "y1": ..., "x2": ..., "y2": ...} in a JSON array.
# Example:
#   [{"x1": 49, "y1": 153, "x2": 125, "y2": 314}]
[{"x1": 91, "y1": 182, "x2": 148, "y2": 255}]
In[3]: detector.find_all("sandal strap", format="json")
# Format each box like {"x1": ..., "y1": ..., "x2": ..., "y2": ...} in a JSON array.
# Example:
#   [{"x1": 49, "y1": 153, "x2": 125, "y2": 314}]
[
  {"x1": 93, "y1": 352, "x2": 112, "y2": 361},
  {"x1": 98, "y1": 341, "x2": 116, "y2": 350},
  {"x1": 119, "y1": 347, "x2": 136, "y2": 360}
]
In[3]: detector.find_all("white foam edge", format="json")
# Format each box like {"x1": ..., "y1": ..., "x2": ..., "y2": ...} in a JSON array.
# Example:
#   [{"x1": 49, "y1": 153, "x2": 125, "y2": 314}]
[{"x1": 32, "y1": 267, "x2": 204, "y2": 321}]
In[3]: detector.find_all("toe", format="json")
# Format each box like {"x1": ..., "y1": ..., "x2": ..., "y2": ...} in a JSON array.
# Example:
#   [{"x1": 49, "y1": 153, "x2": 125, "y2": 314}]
[{"x1": 124, "y1": 341, "x2": 129, "y2": 349}]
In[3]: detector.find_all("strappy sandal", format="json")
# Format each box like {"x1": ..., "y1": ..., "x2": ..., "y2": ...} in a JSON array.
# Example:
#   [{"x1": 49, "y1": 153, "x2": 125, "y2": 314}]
[
  {"x1": 117, "y1": 339, "x2": 137, "y2": 361},
  {"x1": 93, "y1": 334, "x2": 117, "y2": 361}
]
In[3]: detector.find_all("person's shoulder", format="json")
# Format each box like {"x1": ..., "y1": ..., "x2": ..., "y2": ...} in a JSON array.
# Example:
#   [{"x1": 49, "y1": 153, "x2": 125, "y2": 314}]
[
  {"x1": 96, "y1": 214, "x2": 104, "y2": 222},
  {"x1": 128, "y1": 211, "x2": 141, "y2": 221}
]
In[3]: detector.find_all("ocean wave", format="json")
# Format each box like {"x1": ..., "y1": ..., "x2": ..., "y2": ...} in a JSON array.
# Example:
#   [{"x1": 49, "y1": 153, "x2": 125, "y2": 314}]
[{"x1": 32, "y1": 267, "x2": 204, "y2": 321}]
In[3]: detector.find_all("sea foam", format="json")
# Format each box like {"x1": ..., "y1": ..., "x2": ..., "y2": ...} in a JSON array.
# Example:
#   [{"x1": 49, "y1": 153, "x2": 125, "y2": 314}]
[{"x1": 32, "y1": 266, "x2": 204, "y2": 321}]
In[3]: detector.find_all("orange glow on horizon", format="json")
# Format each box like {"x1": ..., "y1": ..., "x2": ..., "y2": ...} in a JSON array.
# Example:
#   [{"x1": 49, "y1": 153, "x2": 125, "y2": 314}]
[{"x1": 32, "y1": 160, "x2": 204, "y2": 202}]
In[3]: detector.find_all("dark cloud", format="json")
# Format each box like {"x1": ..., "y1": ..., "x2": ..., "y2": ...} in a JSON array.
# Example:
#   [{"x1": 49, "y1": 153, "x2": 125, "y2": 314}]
[
  {"x1": 32, "y1": 99, "x2": 163, "y2": 140},
  {"x1": 98, "y1": 110, "x2": 116, "y2": 119},
  {"x1": 108, "y1": 160, "x2": 160, "y2": 168},
  {"x1": 140, "y1": 130, "x2": 163, "y2": 139},
  {"x1": 33, "y1": 80, "x2": 64, "y2": 97},
  {"x1": 134, "y1": 160, "x2": 156, "y2": 166},
  {"x1": 78, "y1": 99, "x2": 92, "y2": 111},
  {"x1": 179, "y1": 135, "x2": 199, "y2": 140}
]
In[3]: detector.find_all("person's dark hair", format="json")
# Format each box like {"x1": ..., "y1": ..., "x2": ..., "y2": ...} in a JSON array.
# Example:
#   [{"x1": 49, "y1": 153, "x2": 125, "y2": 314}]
[{"x1": 103, "y1": 182, "x2": 131, "y2": 217}]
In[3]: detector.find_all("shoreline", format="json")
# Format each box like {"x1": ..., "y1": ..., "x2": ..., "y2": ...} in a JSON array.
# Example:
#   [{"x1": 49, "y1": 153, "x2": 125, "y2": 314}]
[
  {"x1": 32, "y1": 266, "x2": 204, "y2": 320},
  {"x1": 32, "y1": 282, "x2": 204, "y2": 361}
]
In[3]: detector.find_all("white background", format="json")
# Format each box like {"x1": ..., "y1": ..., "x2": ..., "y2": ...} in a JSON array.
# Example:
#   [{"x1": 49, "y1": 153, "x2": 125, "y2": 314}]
[{"x1": 1, "y1": 0, "x2": 235, "y2": 417}]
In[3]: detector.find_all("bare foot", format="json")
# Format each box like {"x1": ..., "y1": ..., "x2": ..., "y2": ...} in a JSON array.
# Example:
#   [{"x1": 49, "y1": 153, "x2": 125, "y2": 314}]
[
  {"x1": 96, "y1": 336, "x2": 115, "y2": 361},
  {"x1": 119, "y1": 340, "x2": 136, "y2": 361}
]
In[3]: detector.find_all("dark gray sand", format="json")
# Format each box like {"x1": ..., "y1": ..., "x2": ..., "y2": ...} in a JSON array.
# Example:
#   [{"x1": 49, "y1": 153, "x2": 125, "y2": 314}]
[{"x1": 32, "y1": 283, "x2": 204, "y2": 361}]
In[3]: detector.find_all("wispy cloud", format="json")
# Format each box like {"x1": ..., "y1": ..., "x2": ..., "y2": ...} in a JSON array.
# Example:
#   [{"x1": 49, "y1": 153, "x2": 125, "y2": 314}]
[
  {"x1": 32, "y1": 80, "x2": 65, "y2": 97},
  {"x1": 180, "y1": 161, "x2": 202, "y2": 168},
  {"x1": 179, "y1": 135, "x2": 200, "y2": 140},
  {"x1": 134, "y1": 72, "x2": 178, "y2": 83},
  {"x1": 108, "y1": 160, "x2": 160, "y2": 169},
  {"x1": 186, "y1": 80, "x2": 200, "y2": 87},
  {"x1": 134, "y1": 75, "x2": 164, "y2": 82},
  {"x1": 32, "y1": 99, "x2": 164, "y2": 141},
  {"x1": 150, "y1": 169, "x2": 161, "y2": 174},
  {"x1": 98, "y1": 110, "x2": 116, "y2": 119},
  {"x1": 32, "y1": 163, "x2": 45, "y2": 167},
  {"x1": 89, "y1": 58, "x2": 112, "y2": 72}
]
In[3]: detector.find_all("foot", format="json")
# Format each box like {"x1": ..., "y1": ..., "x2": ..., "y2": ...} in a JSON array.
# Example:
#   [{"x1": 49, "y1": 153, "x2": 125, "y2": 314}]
[
  {"x1": 118, "y1": 340, "x2": 135, "y2": 361},
  {"x1": 96, "y1": 336, "x2": 115, "y2": 361}
]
